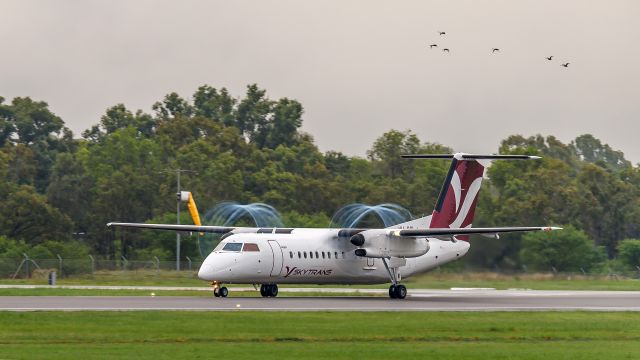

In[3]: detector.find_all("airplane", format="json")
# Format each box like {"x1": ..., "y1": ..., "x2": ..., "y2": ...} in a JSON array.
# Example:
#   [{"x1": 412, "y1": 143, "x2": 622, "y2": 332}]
[{"x1": 108, "y1": 153, "x2": 560, "y2": 299}]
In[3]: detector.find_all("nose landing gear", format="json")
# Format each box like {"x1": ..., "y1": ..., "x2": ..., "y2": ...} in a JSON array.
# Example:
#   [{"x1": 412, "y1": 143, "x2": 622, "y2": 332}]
[
  {"x1": 212, "y1": 281, "x2": 229, "y2": 298},
  {"x1": 260, "y1": 284, "x2": 279, "y2": 297}
]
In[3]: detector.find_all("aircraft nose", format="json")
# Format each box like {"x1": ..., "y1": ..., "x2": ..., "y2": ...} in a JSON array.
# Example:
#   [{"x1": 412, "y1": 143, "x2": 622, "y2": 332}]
[
  {"x1": 197, "y1": 252, "x2": 235, "y2": 281},
  {"x1": 198, "y1": 255, "x2": 216, "y2": 281}
]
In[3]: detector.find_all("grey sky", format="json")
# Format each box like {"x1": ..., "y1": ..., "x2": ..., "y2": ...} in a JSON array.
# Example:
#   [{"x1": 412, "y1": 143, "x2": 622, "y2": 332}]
[{"x1": 1, "y1": 1, "x2": 639, "y2": 161}]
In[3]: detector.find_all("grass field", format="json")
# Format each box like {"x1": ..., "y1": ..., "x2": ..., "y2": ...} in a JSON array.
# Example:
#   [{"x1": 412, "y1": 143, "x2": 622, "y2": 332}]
[
  {"x1": 0, "y1": 311, "x2": 639, "y2": 359},
  {"x1": 3, "y1": 270, "x2": 640, "y2": 291}
]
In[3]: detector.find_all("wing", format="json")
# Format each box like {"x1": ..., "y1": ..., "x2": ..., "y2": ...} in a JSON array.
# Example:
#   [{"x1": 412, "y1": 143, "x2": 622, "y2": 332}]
[
  {"x1": 107, "y1": 222, "x2": 368, "y2": 236},
  {"x1": 107, "y1": 222, "x2": 239, "y2": 234},
  {"x1": 392, "y1": 226, "x2": 561, "y2": 239}
]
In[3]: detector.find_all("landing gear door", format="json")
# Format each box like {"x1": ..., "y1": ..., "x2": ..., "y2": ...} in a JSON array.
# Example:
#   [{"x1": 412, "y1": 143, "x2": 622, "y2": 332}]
[{"x1": 268, "y1": 240, "x2": 283, "y2": 277}]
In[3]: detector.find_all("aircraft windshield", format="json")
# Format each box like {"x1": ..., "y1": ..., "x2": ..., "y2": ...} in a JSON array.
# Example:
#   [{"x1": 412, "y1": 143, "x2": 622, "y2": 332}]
[
  {"x1": 243, "y1": 243, "x2": 259, "y2": 252},
  {"x1": 221, "y1": 243, "x2": 242, "y2": 252}
]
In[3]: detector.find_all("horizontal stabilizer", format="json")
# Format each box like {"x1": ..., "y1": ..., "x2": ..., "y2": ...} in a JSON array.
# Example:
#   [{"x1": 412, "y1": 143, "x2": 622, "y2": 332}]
[{"x1": 401, "y1": 154, "x2": 540, "y2": 160}]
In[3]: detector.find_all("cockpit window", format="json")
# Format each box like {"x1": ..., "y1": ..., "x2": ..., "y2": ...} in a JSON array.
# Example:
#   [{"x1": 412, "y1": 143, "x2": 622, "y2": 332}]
[
  {"x1": 243, "y1": 243, "x2": 260, "y2": 252},
  {"x1": 213, "y1": 241, "x2": 225, "y2": 252},
  {"x1": 222, "y1": 243, "x2": 242, "y2": 252}
]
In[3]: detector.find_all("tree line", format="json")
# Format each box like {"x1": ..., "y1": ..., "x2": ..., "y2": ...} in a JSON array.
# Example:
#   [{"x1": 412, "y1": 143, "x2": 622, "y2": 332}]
[{"x1": 1, "y1": 86, "x2": 639, "y2": 273}]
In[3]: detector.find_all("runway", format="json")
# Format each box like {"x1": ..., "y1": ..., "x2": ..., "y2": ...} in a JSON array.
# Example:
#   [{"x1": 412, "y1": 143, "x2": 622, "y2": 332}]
[{"x1": 2, "y1": 289, "x2": 640, "y2": 311}]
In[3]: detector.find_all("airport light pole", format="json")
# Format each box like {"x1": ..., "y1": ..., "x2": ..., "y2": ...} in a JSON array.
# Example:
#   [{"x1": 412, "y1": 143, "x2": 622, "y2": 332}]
[{"x1": 166, "y1": 168, "x2": 195, "y2": 271}]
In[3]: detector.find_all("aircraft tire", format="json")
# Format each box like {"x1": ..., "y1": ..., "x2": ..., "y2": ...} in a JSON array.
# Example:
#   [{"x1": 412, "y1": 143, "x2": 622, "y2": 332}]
[
  {"x1": 213, "y1": 288, "x2": 220, "y2": 298},
  {"x1": 388, "y1": 285, "x2": 397, "y2": 299},
  {"x1": 260, "y1": 284, "x2": 267, "y2": 297},
  {"x1": 219, "y1": 286, "x2": 229, "y2": 298},
  {"x1": 396, "y1": 285, "x2": 407, "y2": 299},
  {"x1": 269, "y1": 284, "x2": 279, "y2": 297}
]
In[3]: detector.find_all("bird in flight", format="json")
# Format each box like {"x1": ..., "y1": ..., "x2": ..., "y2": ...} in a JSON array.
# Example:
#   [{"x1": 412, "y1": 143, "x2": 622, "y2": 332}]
[
  {"x1": 439, "y1": 31, "x2": 446, "y2": 36},
  {"x1": 492, "y1": 48, "x2": 500, "y2": 53},
  {"x1": 561, "y1": 63, "x2": 570, "y2": 67},
  {"x1": 546, "y1": 56, "x2": 553, "y2": 60},
  {"x1": 442, "y1": 48, "x2": 450, "y2": 52},
  {"x1": 429, "y1": 44, "x2": 438, "y2": 49}
]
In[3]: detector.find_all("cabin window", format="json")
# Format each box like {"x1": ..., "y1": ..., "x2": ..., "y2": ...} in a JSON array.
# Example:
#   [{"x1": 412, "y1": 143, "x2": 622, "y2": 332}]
[
  {"x1": 243, "y1": 243, "x2": 260, "y2": 252},
  {"x1": 328, "y1": 252, "x2": 331, "y2": 259},
  {"x1": 289, "y1": 251, "x2": 293, "y2": 258},
  {"x1": 341, "y1": 251, "x2": 345, "y2": 259},
  {"x1": 298, "y1": 251, "x2": 301, "y2": 258},
  {"x1": 334, "y1": 251, "x2": 338, "y2": 259},
  {"x1": 315, "y1": 251, "x2": 319, "y2": 258},
  {"x1": 310, "y1": 252, "x2": 313, "y2": 259},
  {"x1": 222, "y1": 243, "x2": 242, "y2": 252},
  {"x1": 304, "y1": 252, "x2": 307, "y2": 259},
  {"x1": 322, "y1": 252, "x2": 326, "y2": 259}
]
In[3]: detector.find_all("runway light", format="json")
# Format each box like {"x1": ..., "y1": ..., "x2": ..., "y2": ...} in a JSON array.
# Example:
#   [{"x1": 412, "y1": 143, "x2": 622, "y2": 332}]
[
  {"x1": 151, "y1": 292, "x2": 156, "y2": 297},
  {"x1": 236, "y1": 304, "x2": 241, "y2": 308}
]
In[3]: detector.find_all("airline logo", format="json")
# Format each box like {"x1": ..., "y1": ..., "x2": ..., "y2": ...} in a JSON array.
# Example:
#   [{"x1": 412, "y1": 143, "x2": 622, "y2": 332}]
[
  {"x1": 430, "y1": 160, "x2": 485, "y2": 235},
  {"x1": 284, "y1": 266, "x2": 333, "y2": 278}
]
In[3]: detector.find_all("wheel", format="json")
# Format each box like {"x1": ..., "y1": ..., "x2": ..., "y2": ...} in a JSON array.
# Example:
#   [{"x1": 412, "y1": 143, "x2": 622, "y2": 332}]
[
  {"x1": 260, "y1": 284, "x2": 267, "y2": 297},
  {"x1": 269, "y1": 284, "x2": 278, "y2": 297},
  {"x1": 213, "y1": 288, "x2": 220, "y2": 298},
  {"x1": 396, "y1": 285, "x2": 407, "y2": 299},
  {"x1": 218, "y1": 286, "x2": 229, "y2": 298},
  {"x1": 388, "y1": 285, "x2": 397, "y2": 299}
]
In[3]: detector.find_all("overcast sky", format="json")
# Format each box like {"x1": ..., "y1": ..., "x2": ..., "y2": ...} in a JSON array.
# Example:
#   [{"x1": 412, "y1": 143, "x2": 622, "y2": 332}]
[{"x1": 1, "y1": 1, "x2": 639, "y2": 162}]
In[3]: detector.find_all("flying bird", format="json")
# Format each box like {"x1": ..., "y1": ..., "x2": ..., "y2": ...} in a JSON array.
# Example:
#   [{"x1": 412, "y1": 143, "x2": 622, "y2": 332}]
[
  {"x1": 439, "y1": 31, "x2": 446, "y2": 36},
  {"x1": 429, "y1": 44, "x2": 438, "y2": 49},
  {"x1": 492, "y1": 48, "x2": 500, "y2": 53},
  {"x1": 561, "y1": 63, "x2": 570, "y2": 67},
  {"x1": 546, "y1": 56, "x2": 553, "y2": 60},
  {"x1": 442, "y1": 48, "x2": 450, "y2": 52}
]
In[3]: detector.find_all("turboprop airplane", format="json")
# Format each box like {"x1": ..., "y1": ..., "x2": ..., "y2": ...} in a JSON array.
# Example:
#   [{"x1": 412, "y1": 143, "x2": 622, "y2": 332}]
[{"x1": 108, "y1": 153, "x2": 560, "y2": 299}]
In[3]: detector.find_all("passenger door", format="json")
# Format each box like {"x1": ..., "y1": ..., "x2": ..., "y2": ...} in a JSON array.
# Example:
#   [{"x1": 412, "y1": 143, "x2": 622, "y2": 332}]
[{"x1": 268, "y1": 240, "x2": 283, "y2": 277}]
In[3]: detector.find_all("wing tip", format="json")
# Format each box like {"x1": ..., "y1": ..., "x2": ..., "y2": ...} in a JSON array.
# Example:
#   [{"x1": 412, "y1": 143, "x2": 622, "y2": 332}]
[{"x1": 543, "y1": 226, "x2": 563, "y2": 231}]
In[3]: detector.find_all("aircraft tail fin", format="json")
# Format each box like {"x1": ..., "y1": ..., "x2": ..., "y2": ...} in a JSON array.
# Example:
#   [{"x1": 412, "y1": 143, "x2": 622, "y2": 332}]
[{"x1": 402, "y1": 153, "x2": 540, "y2": 240}]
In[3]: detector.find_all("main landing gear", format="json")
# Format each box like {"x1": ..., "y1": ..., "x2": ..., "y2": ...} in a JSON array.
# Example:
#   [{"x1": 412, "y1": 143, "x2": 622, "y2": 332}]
[
  {"x1": 260, "y1": 284, "x2": 279, "y2": 297},
  {"x1": 388, "y1": 284, "x2": 407, "y2": 299},
  {"x1": 381, "y1": 258, "x2": 407, "y2": 299},
  {"x1": 212, "y1": 282, "x2": 229, "y2": 298}
]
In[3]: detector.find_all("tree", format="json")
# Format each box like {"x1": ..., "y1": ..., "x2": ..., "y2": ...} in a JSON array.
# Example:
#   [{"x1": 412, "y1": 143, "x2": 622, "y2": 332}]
[
  {"x1": 235, "y1": 84, "x2": 272, "y2": 143},
  {"x1": 193, "y1": 85, "x2": 236, "y2": 125},
  {"x1": 520, "y1": 226, "x2": 603, "y2": 272},
  {"x1": 46, "y1": 152, "x2": 93, "y2": 233},
  {"x1": 575, "y1": 164, "x2": 637, "y2": 257},
  {"x1": 617, "y1": 239, "x2": 640, "y2": 269},
  {"x1": 571, "y1": 134, "x2": 630, "y2": 171},
  {"x1": 0, "y1": 185, "x2": 72, "y2": 245},
  {"x1": 152, "y1": 92, "x2": 193, "y2": 119},
  {"x1": 367, "y1": 129, "x2": 420, "y2": 178},
  {"x1": 0, "y1": 96, "x2": 15, "y2": 147},
  {"x1": 264, "y1": 98, "x2": 303, "y2": 149}
]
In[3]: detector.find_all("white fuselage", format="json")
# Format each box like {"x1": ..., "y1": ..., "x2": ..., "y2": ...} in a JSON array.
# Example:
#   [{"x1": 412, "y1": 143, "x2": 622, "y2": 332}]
[{"x1": 197, "y1": 228, "x2": 470, "y2": 285}]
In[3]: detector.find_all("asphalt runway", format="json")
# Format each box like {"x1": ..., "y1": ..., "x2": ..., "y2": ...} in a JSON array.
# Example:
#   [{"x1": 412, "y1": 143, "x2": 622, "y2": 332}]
[{"x1": 2, "y1": 289, "x2": 640, "y2": 311}]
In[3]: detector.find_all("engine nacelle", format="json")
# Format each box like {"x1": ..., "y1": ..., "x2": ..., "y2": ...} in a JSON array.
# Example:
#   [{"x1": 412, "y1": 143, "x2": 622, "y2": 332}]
[{"x1": 350, "y1": 229, "x2": 429, "y2": 258}]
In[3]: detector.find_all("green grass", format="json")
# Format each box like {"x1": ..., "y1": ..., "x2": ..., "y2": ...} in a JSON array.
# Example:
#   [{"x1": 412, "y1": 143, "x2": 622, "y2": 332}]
[
  {"x1": 406, "y1": 272, "x2": 640, "y2": 291},
  {"x1": 0, "y1": 312, "x2": 639, "y2": 359}
]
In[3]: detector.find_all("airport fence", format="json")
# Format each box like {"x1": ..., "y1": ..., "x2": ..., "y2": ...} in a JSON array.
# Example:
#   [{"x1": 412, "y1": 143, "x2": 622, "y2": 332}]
[{"x1": 0, "y1": 256, "x2": 203, "y2": 279}]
